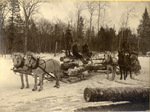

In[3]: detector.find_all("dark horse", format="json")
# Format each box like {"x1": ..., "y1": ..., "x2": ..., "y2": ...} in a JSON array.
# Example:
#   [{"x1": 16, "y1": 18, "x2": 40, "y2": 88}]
[{"x1": 118, "y1": 51, "x2": 132, "y2": 80}]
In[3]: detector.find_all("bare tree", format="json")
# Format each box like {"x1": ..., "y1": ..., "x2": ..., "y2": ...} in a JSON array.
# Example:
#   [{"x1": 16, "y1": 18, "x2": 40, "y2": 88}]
[
  {"x1": 74, "y1": 1, "x2": 85, "y2": 39},
  {"x1": 19, "y1": 0, "x2": 43, "y2": 53},
  {"x1": 86, "y1": 1, "x2": 97, "y2": 43},
  {"x1": 119, "y1": 6, "x2": 137, "y2": 50},
  {"x1": 37, "y1": 18, "x2": 54, "y2": 53},
  {"x1": 0, "y1": 0, "x2": 10, "y2": 30},
  {"x1": 120, "y1": 6, "x2": 137, "y2": 28},
  {"x1": 0, "y1": 0, "x2": 10, "y2": 55},
  {"x1": 96, "y1": 1, "x2": 109, "y2": 32}
]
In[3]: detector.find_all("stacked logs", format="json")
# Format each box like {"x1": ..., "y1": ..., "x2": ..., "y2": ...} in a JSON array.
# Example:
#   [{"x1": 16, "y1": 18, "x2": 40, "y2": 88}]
[{"x1": 84, "y1": 87, "x2": 149, "y2": 103}]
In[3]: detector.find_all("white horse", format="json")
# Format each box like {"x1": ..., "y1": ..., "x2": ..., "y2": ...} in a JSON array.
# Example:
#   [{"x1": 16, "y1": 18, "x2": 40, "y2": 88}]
[
  {"x1": 104, "y1": 51, "x2": 118, "y2": 80},
  {"x1": 25, "y1": 52, "x2": 62, "y2": 91},
  {"x1": 12, "y1": 53, "x2": 31, "y2": 89}
]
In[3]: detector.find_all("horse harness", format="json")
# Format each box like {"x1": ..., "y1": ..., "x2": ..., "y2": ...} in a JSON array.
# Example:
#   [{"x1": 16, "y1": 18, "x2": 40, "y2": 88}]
[
  {"x1": 13, "y1": 57, "x2": 32, "y2": 75},
  {"x1": 30, "y1": 56, "x2": 55, "y2": 79},
  {"x1": 104, "y1": 54, "x2": 116, "y2": 66},
  {"x1": 118, "y1": 52, "x2": 132, "y2": 69},
  {"x1": 15, "y1": 58, "x2": 25, "y2": 69}
]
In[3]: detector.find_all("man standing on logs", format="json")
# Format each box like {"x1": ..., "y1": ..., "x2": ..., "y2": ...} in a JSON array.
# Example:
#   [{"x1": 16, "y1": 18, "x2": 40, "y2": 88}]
[{"x1": 65, "y1": 28, "x2": 73, "y2": 57}]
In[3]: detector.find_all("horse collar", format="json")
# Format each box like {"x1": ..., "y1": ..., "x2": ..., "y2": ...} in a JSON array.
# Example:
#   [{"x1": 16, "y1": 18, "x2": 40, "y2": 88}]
[{"x1": 32, "y1": 57, "x2": 40, "y2": 69}]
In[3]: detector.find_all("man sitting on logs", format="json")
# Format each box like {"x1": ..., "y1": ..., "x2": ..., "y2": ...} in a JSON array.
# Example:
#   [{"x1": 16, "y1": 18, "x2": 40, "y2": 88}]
[
  {"x1": 72, "y1": 41, "x2": 87, "y2": 64},
  {"x1": 82, "y1": 43, "x2": 92, "y2": 60}
]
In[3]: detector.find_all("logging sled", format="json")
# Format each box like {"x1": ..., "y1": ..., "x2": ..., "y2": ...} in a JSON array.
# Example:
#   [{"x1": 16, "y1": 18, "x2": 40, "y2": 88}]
[{"x1": 11, "y1": 52, "x2": 108, "y2": 85}]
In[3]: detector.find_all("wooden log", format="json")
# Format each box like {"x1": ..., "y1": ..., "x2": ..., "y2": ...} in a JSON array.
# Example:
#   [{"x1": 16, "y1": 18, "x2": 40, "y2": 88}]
[
  {"x1": 84, "y1": 87, "x2": 149, "y2": 103},
  {"x1": 85, "y1": 65, "x2": 106, "y2": 72},
  {"x1": 61, "y1": 62, "x2": 79, "y2": 70},
  {"x1": 67, "y1": 66, "x2": 86, "y2": 76}
]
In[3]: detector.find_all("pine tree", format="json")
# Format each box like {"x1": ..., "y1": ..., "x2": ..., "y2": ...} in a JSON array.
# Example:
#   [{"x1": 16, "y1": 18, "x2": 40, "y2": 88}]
[
  {"x1": 7, "y1": 0, "x2": 21, "y2": 53},
  {"x1": 137, "y1": 8, "x2": 150, "y2": 54},
  {"x1": 77, "y1": 16, "x2": 84, "y2": 44}
]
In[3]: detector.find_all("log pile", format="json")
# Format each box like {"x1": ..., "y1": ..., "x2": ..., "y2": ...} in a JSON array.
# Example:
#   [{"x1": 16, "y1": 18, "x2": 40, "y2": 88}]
[
  {"x1": 59, "y1": 55, "x2": 108, "y2": 83},
  {"x1": 84, "y1": 87, "x2": 149, "y2": 103}
]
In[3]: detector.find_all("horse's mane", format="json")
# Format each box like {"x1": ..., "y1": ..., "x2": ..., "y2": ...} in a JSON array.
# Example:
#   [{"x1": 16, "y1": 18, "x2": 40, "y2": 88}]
[
  {"x1": 26, "y1": 52, "x2": 40, "y2": 69},
  {"x1": 26, "y1": 52, "x2": 37, "y2": 59},
  {"x1": 12, "y1": 52, "x2": 25, "y2": 68}
]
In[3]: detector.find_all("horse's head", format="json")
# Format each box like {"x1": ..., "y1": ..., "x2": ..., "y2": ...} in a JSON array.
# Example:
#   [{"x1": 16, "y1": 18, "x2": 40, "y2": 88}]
[
  {"x1": 118, "y1": 50, "x2": 124, "y2": 61},
  {"x1": 104, "y1": 51, "x2": 111, "y2": 63},
  {"x1": 12, "y1": 53, "x2": 24, "y2": 69},
  {"x1": 25, "y1": 52, "x2": 39, "y2": 69}
]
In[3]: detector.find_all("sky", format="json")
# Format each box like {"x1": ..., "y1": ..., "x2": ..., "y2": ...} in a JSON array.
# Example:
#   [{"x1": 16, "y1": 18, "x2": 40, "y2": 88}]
[{"x1": 37, "y1": 1, "x2": 150, "y2": 34}]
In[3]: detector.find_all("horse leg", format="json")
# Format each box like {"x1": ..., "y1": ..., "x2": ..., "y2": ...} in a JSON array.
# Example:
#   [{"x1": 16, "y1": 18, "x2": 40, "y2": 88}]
[
  {"x1": 38, "y1": 74, "x2": 43, "y2": 91},
  {"x1": 110, "y1": 65, "x2": 114, "y2": 81},
  {"x1": 32, "y1": 74, "x2": 37, "y2": 91},
  {"x1": 106, "y1": 65, "x2": 109, "y2": 80},
  {"x1": 124, "y1": 69, "x2": 126, "y2": 80},
  {"x1": 20, "y1": 73, "x2": 24, "y2": 89},
  {"x1": 130, "y1": 69, "x2": 133, "y2": 79},
  {"x1": 126, "y1": 70, "x2": 128, "y2": 79},
  {"x1": 120, "y1": 67, "x2": 122, "y2": 80},
  {"x1": 37, "y1": 74, "x2": 44, "y2": 86},
  {"x1": 54, "y1": 71, "x2": 60, "y2": 88},
  {"x1": 112, "y1": 67, "x2": 116, "y2": 80},
  {"x1": 25, "y1": 74, "x2": 29, "y2": 88}
]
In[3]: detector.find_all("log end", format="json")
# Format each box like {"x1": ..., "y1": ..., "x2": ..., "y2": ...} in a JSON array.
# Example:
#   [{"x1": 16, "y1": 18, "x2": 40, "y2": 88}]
[{"x1": 84, "y1": 88, "x2": 97, "y2": 102}]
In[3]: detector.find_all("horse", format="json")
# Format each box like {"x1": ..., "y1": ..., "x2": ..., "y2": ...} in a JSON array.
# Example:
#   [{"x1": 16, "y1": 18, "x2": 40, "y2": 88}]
[
  {"x1": 25, "y1": 52, "x2": 61, "y2": 91},
  {"x1": 104, "y1": 51, "x2": 118, "y2": 80},
  {"x1": 12, "y1": 53, "x2": 31, "y2": 89},
  {"x1": 118, "y1": 51, "x2": 132, "y2": 80}
]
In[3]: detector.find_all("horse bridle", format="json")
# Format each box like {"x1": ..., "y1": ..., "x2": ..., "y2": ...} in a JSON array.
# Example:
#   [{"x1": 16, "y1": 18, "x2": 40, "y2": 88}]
[
  {"x1": 27, "y1": 55, "x2": 40, "y2": 69},
  {"x1": 13, "y1": 55, "x2": 25, "y2": 69}
]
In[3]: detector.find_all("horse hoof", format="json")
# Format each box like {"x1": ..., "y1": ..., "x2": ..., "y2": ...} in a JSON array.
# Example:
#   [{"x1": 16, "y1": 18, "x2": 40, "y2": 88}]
[
  {"x1": 20, "y1": 86, "x2": 24, "y2": 89},
  {"x1": 111, "y1": 78, "x2": 114, "y2": 81},
  {"x1": 120, "y1": 78, "x2": 122, "y2": 80},
  {"x1": 54, "y1": 85, "x2": 60, "y2": 88},
  {"x1": 32, "y1": 88, "x2": 37, "y2": 91},
  {"x1": 38, "y1": 89, "x2": 42, "y2": 92},
  {"x1": 26, "y1": 86, "x2": 29, "y2": 88}
]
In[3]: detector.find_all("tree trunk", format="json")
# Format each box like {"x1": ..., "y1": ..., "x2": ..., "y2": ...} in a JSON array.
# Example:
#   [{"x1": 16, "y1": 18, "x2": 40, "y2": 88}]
[
  {"x1": 54, "y1": 41, "x2": 58, "y2": 57},
  {"x1": 24, "y1": 21, "x2": 29, "y2": 53},
  {"x1": 84, "y1": 87, "x2": 149, "y2": 102},
  {"x1": 24, "y1": 29, "x2": 27, "y2": 53},
  {"x1": 97, "y1": 2, "x2": 101, "y2": 33}
]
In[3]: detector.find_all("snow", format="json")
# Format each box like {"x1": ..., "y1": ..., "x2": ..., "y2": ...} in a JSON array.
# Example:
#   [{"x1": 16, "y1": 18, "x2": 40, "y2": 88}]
[{"x1": 0, "y1": 54, "x2": 149, "y2": 112}]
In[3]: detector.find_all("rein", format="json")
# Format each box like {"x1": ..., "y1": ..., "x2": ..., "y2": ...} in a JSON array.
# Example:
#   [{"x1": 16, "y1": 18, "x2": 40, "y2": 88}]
[{"x1": 31, "y1": 56, "x2": 40, "y2": 69}]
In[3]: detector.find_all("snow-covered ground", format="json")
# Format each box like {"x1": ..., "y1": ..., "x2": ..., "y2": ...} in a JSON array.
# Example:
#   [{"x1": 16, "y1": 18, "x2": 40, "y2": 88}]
[{"x1": 0, "y1": 54, "x2": 149, "y2": 112}]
